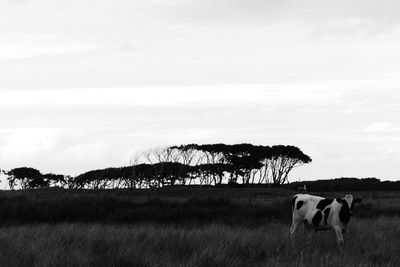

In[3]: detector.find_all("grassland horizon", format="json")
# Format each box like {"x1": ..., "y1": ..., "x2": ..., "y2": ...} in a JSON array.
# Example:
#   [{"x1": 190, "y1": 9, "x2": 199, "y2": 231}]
[{"x1": 0, "y1": 187, "x2": 399, "y2": 266}]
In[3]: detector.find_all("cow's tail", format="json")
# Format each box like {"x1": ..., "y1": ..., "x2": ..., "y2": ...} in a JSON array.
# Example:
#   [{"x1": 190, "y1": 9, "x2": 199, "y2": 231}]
[{"x1": 291, "y1": 195, "x2": 298, "y2": 212}]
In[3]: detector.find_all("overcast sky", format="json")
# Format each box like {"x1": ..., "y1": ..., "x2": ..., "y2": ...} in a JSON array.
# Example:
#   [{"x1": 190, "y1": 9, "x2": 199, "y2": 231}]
[{"x1": 1, "y1": 0, "x2": 400, "y2": 184}]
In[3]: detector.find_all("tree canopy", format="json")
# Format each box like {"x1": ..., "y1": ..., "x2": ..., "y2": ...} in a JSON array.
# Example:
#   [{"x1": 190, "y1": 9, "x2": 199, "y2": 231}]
[{"x1": 2, "y1": 143, "x2": 312, "y2": 189}]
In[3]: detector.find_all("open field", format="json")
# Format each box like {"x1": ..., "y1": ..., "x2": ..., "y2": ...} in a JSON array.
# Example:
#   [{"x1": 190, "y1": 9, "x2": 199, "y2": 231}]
[
  {"x1": 0, "y1": 187, "x2": 399, "y2": 225},
  {"x1": 0, "y1": 187, "x2": 399, "y2": 266},
  {"x1": 0, "y1": 217, "x2": 399, "y2": 267}
]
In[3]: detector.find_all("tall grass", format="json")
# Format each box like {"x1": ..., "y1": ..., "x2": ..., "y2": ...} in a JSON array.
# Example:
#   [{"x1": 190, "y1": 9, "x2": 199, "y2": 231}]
[
  {"x1": 0, "y1": 190, "x2": 396, "y2": 225},
  {"x1": 0, "y1": 193, "x2": 294, "y2": 224},
  {"x1": 0, "y1": 217, "x2": 398, "y2": 266}
]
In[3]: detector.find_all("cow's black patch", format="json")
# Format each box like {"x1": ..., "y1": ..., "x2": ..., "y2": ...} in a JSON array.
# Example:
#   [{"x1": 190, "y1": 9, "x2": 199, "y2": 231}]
[
  {"x1": 312, "y1": 210, "x2": 322, "y2": 227},
  {"x1": 323, "y1": 208, "x2": 330, "y2": 225},
  {"x1": 339, "y1": 200, "x2": 351, "y2": 223},
  {"x1": 316, "y1": 198, "x2": 333, "y2": 210},
  {"x1": 296, "y1": 200, "x2": 304, "y2": 210},
  {"x1": 292, "y1": 196, "x2": 297, "y2": 210}
]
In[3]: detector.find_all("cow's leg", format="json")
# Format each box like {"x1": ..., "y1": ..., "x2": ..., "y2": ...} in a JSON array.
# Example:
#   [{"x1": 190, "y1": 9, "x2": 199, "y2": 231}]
[
  {"x1": 290, "y1": 218, "x2": 301, "y2": 244},
  {"x1": 303, "y1": 220, "x2": 312, "y2": 234},
  {"x1": 290, "y1": 219, "x2": 300, "y2": 235},
  {"x1": 334, "y1": 226, "x2": 344, "y2": 247},
  {"x1": 303, "y1": 220, "x2": 312, "y2": 243}
]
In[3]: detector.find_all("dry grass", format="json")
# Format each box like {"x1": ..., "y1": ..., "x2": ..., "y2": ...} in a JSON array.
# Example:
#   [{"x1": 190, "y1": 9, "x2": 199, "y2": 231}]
[{"x1": 0, "y1": 216, "x2": 398, "y2": 267}]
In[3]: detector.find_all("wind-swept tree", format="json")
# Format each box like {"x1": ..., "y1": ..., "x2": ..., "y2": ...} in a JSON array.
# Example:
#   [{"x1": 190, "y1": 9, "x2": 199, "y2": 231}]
[
  {"x1": 142, "y1": 147, "x2": 181, "y2": 187},
  {"x1": 223, "y1": 144, "x2": 264, "y2": 184},
  {"x1": 170, "y1": 143, "x2": 311, "y2": 186},
  {"x1": 268, "y1": 145, "x2": 312, "y2": 186},
  {"x1": 4, "y1": 167, "x2": 46, "y2": 189},
  {"x1": 70, "y1": 143, "x2": 311, "y2": 189},
  {"x1": 174, "y1": 144, "x2": 232, "y2": 185},
  {"x1": 124, "y1": 153, "x2": 143, "y2": 189},
  {"x1": 43, "y1": 173, "x2": 66, "y2": 187}
]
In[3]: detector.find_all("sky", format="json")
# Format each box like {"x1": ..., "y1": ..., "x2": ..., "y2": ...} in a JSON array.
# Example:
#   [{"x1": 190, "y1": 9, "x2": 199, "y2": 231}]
[{"x1": 1, "y1": 0, "x2": 400, "y2": 184}]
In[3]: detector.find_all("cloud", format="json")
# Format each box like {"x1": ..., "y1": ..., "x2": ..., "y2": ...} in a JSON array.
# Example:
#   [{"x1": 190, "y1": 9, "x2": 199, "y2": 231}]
[
  {"x1": 364, "y1": 122, "x2": 400, "y2": 133},
  {"x1": 0, "y1": 84, "x2": 344, "y2": 109},
  {"x1": 154, "y1": 0, "x2": 400, "y2": 37},
  {"x1": 0, "y1": 33, "x2": 99, "y2": 61},
  {"x1": 1, "y1": 128, "x2": 62, "y2": 160},
  {"x1": 1, "y1": 83, "x2": 400, "y2": 179},
  {"x1": 0, "y1": 1, "x2": 400, "y2": 88},
  {"x1": 157, "y1": 0, "x2": 400, "y2": 24},
  {"x1": 1, "y1": 1, "x2": 400, "y2": 180}
]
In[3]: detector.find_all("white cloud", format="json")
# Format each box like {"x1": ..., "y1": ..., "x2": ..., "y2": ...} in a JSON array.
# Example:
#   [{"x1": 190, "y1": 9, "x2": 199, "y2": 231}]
[
  {"x1": 1, "y1": 1, "x2": 400, "y2": 180},
  {"x1": 155, "y1": 0, "x2": 400, "y2": 30},
  {"x1": 0, "y1": 83, "x2": 344, "y2": 108},
  {"x1": 364, "y1": 122, "x2": 400, "y2": 133},
  {"x1": 1, "y1": 128, "x2": 62, "y2": 160},
  {"x1": 0, "y1": 33, "x2": 99, "y2": 61}
]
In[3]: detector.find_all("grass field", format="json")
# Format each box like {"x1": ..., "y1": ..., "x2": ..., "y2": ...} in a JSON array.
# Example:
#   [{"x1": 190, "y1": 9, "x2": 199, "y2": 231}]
[
  {"x1": 0, "y1": 217, "x2": 399, "y2": 267},
  {"x1": 0, "y1": 187, "x2": 399, "y2": 266}
]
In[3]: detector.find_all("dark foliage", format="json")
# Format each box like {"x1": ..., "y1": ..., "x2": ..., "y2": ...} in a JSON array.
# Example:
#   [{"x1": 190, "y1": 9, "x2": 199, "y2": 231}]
[
  {"x1": 0, "y1": 190, "x2": 293, "y2": 225},
  {"x1": 289, "y1": 177, "x2": 400, "y2": 191},
  {"x1": 0, "y1": 187, "x2": 397, "y2": 225},
  {"x1": 4, "y1": 167, "x2": 66, "y2": 190}
]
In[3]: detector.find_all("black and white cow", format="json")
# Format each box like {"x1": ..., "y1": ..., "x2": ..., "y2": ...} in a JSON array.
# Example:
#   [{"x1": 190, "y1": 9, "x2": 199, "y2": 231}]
[{"x1": 290, "y1": 194, "x2": 361, "y2": 246}]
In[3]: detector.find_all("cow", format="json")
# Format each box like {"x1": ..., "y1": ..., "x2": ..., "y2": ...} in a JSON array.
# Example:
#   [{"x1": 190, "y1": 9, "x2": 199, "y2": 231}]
[{"x1": 290, "y1": 194, "x2": 361, "y2": 247}]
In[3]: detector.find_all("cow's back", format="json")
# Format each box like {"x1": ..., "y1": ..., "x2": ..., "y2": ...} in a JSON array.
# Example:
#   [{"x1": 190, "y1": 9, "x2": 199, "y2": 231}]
[
  {"x1": 292, "y1": 194, "x2": 324, "y2": 212},
  {"x1": 292, "y1": 194, "x2": 337, "y2": 230}
]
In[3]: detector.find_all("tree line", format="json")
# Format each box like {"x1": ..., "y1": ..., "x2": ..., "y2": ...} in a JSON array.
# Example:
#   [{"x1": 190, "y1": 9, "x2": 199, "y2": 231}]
[
  {"x1": 2, "y1": 143, "x2": 312, "y2": 190},
  {"x1": 288, "y1": 177, "x2": 400, "y2": 192}
]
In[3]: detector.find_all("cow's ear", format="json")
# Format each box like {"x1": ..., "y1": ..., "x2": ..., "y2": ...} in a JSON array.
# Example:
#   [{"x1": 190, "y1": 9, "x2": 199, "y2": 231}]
[
  {"x1": 336, "y1": 198, "x2": 343, "y2": 203},
  {"x1": 354, "y1": 198, "x2": 362, "y2": 203}
]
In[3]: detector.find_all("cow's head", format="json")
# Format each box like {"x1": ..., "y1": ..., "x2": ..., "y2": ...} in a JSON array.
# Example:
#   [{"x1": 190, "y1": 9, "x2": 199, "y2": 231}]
[
  {"x1": 337, "y1": 195, "x2": 362, "y2": 233},
  {"x1": 348, "y1": 195, "x2": 362, "y2": 213}
]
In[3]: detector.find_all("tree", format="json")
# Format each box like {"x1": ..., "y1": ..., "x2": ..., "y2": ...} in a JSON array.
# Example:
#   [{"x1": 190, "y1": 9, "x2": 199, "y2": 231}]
[
  {"x1": 124, "y1": 153, "x2": 143, "y2": 189},
  {"x1": 142, "y1": 147, "x2": 179, "y2": 187},
  {"x1": 74, "y1": 169, "x2": 104, "y2": 189},
  {"x1": 174, "y1": 144, "x2": 231, "y2": 185},
  {"x1": 223, "y1": 144, "x2": 264, "y2": 184},
  {"x1": 268, "y1": 145, "x2": 312, "y2": 186},
  {"x1": 69, "y1": 143, "x2": 312, "y2": 189},
  {"x1": 43, "y1": 173, "x2": 66, "y2": 187},
  {"x1": 4, "y1": 167, "x2": 47, "y2": 189}
]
